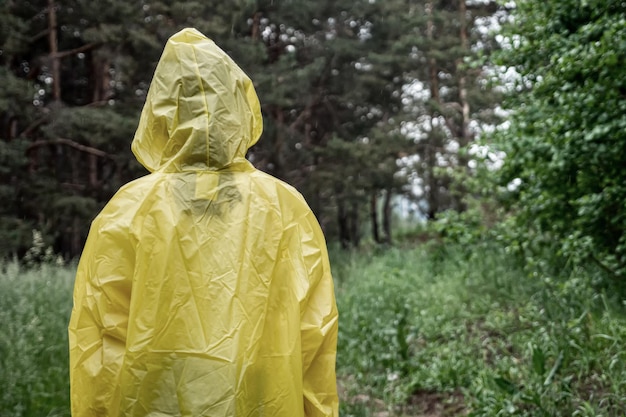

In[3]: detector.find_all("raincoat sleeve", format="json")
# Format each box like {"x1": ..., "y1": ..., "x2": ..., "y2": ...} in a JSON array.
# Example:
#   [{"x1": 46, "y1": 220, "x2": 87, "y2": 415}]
[
  {"x1": 68, "y1": 209, "x2": 134, "y2": 416},
  {"x1": 297, "y1": 211, "x2": 339, "y2": 417}
]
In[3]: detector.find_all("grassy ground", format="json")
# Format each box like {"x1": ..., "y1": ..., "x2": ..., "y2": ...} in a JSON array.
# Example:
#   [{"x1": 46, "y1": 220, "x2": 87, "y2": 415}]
[
  {"x1": 333, "y1": 244, "x2": 626, "y2": 416},
  {"x1": 1, "y1": 242, "x2": 625, "y2": 416}
]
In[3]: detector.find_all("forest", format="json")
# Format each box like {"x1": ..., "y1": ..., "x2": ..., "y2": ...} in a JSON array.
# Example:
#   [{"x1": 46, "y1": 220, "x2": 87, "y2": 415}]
[
  {"x1": 2, "y1": 0, "x2": 625, "y2": 277},
  {"x1": 1, "y1": 0, "x2": 504, "y2": 257},
  {"x1": 1, "y1": 0, "x2": 626, "y2": 415}
]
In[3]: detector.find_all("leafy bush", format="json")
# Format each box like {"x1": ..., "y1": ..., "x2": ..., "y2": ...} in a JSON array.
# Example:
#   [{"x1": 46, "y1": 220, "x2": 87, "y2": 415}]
[{"x1": 493, "y1": 0, "x2": 626, "y2": 277}]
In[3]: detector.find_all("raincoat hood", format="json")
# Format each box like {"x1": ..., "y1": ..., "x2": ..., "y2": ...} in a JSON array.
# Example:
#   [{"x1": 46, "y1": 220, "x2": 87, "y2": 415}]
[{"x1": 131, "y1": 28, "x2": 263, "y2": 172}]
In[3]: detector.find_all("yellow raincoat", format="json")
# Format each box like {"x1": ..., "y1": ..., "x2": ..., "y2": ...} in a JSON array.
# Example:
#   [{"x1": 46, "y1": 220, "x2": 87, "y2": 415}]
[{"x1": 68, "y1": 28, "x2": 338, "y2": 417}]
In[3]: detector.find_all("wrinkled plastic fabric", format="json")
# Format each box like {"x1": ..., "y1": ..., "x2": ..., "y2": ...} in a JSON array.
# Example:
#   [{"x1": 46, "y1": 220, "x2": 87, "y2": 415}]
[{"x1": 68, "y1": 28, "x2": 338, "y2": 417}]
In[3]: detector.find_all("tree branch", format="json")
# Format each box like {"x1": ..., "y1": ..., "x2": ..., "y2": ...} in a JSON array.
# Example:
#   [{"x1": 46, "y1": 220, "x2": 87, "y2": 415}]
[
  {"x1": 19, "y1": 117, "x2": 48, "y2": 138},
  {"x1": 85, "y1": 100, "x2": 112, "y2": 107},
  {"x1": 27, "y1": 138, "x2": 113, "y2": 159},
  {"x1": 30, "y1": 29, "x2": 51, "y2": 43},
  {"x1": 54, "y1": 42, "x2": 101, "y2": 59}
]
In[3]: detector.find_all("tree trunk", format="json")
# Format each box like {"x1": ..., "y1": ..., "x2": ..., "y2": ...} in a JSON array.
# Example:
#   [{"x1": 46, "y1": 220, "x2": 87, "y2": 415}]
[
  {"x1": 337, "y1": 198, "x2": 350, "y2": 249},
  {"x1": 382, "y1": 188, "x2": 392, "y2": 244},
  {"x1": 92, "y1": 57, "x2": 112, "y2": 104},
  {"x1": 69, "y1": 150, "x2": 81, "y2": 257},
  {"x1": 272, "y1": 107, "x2": 285, "y2": 177},
  {"x1": 370, "y1": 192, "x2": 381, "y2": 243},
  {"x1": 9, "y1": 117, "x2": 18, "y2": 140},
  {"x1": 72, "y1": 216, "x2": 81, "y2": 258},
  {"x1": 89, "y1": 154, "x2": 98, "y2": 188},
  {"x1": 426, "y1": 1, "x2": 439, "y2": 103},
  {"x1": 48, "y1": 0, "x2": 61, "y2": 102},
  {"x1": 349, "y1": 201, "x2": 360, "y2": 248},
  {"x1": 457, "y1": 0, "x2": 471, "y2": 161},
  {"x1": 251, "y1": 11, "x2": 262, "y2": 40},
  {"x1": 425, "y1": 1, "x2": 440, "y2": 220},
  {"x1": 338, "y1": 197, "x2": 360, "y2": 249},
  {"x1": 455, "y1": 0, "x2": 470, "y2": 212}
]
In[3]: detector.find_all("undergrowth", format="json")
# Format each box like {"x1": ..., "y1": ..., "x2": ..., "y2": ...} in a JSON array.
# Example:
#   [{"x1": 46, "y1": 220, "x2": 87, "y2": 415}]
[
  {"x1": 1, "y1": 241, "x2": 626, "y2": 416},
  {"x1": 0, "y1": 262, "x2": 73, "y2": 417},
  {"x1": 333, "y1": 243, "x2": 626, "y2": 416}
]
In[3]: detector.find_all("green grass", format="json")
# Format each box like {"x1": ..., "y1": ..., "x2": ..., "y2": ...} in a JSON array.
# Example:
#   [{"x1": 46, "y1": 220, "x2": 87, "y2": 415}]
[
  {"x1": 333, "y1": 244, "x2": 626, "y2": 416},
  {"x1": 2, "y1": 242, "x2": 626, "y2": 416},
  {"x1": 0, "y1": 262, "x2": 73, "y2": 417}
]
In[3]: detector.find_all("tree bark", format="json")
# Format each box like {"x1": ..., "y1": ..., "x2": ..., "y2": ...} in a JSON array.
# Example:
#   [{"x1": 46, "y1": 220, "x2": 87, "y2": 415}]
[
  {"x1": 55, "y1": 42, "x2": 100, "y2": 59},
  {"x1": 251, "y1": 11, "x2": 262, "y2": 40},
  {"x1": 27, "y1": 138, "x2": 113, "y2": 159},
  {"x1": 457, "y1": 0, "x2": 471, "y2": 161},
  {"x1": 338, "y1": 196, "x2": 360, "y2": 249},
  {"x1": 337, "y1": 197, "x2": 350, "y2": 249},
  {"x1": 92, "y1": 57, "x2": 112, "y2": 104},
  {"x1": 382, "y1": 188, "x2": 393, "y2": 244},
  {"x1": 455, "y1": 0, "x2": 470, "y2": 212},
  {"x1": 8, "y1": 117, "x2": 18, "y2": 140},
  {"x1": 370, "y1": 192, "x2": 381, "y2": 243},
  {"x1": 426, "y1": 1, "x2": 439, "y2": 103},
  {"x1": 48, "y1": 0, "x2": 61, "y2": 101},
  {"x1": 425, "y1": 1, "x2": 440, "y2": 220},
  {"x1": 272, "y1": 107, "x2": 285, "y2": 177},
  {"x1": 89, "y1": 154, "x2": 98, "y2": 188},
  {"x1": 71, "y1": 216, "x2": 81, "y2": 258},
  {"x1": 69, "y1": 149, "x2": 81, "y2": 256},
  {"x1": 349, "y1": 201, "x2": 360, "y2": 248}
]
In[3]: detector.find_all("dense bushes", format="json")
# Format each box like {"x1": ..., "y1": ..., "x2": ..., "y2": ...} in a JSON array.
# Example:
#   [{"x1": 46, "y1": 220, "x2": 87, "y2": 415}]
[{"x1": 492, "y1": 0, "x2": 626, "y2": 277}]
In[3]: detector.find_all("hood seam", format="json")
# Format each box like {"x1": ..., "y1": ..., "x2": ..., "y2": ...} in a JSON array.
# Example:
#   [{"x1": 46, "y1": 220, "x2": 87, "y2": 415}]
[{"x1": 189, "y1": 40, "x2": 211, "y2": 170}]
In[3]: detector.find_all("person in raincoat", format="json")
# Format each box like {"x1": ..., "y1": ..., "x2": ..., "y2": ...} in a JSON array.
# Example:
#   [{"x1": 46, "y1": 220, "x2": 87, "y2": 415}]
[{"x1": 68, "y1": 28, "x2": 339, "y2": 417}]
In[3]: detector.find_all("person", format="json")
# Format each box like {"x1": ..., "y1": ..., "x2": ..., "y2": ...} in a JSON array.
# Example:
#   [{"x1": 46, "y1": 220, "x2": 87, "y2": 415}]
[{"x1": 68, "y1": 28, "x2": 339, "y2": 417}]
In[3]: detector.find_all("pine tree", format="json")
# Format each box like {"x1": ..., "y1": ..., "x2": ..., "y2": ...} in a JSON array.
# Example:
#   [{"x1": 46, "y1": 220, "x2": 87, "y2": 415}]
[
  {"x1": 0, "y1": 1, "x2": 155, "y2": 257},
  {"x1": 227, "y1": 0, "x2": 415, "y2": 246},
  {"x1": 0, "y1": 0, "x2": 504, "y2": 256},
  {"x1": 397, "y1": 0, "x2": 501, "y2": 219}
]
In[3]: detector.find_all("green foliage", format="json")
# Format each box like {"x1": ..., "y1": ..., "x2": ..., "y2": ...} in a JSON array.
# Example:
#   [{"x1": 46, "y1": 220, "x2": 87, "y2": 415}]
[
  {"x1": 494, "y1": 0, "x2": 626, "y2": 276},
  {"x1": 334, "y1": 243, "x2": 626, "y2": 416},
  {"x1": 0, "y1": 139, "x2": 33, "y2": 256},
  {"x1": 41, "y1": 107, "x2": 136, "y2": 148},
  {"x1": 23, "y1": 230, "x2": 64, "y2": 267},
  {"x1": 395, "y1": 0, "x2": 503, "y2": 220},
  {"x1": 0, "y1": 67, "x2": 34, "y2": 117},
  {"x1": 0, "y1": 0, "x2": 504, "y2": 254},
  {"x1": 2, "y1": 244, "x2": 626, "y2": 416},
  {"x1": 0, "y1": 262, "x2": 73, "y2": 417}
]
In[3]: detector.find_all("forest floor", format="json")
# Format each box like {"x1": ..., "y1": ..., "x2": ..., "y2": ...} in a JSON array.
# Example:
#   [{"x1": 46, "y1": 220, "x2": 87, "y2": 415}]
[
  {"x1": 1, "y1": 242, "x2": 626, "y2": 416},
  {"x1": 333, "y1": 243, "x2": 626, "y2": 416}
]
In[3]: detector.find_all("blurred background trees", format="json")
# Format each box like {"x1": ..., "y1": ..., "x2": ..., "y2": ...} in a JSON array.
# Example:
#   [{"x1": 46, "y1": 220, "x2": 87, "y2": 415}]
[
  {"x1": 0, "y1": 0, "x2": 501, "y2": 257},
  {"x1": 2, "y1": 0, "x2": 625, "y2": 278}
]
